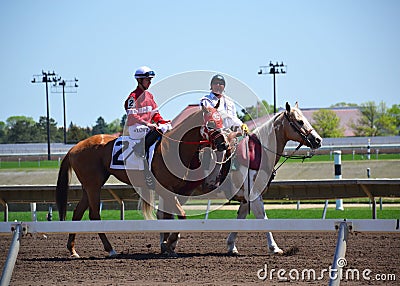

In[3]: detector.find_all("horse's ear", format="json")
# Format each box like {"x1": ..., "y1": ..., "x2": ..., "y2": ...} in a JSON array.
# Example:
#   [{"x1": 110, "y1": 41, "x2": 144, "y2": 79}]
[
  {"x1": 286, "y1": 102, "x2": 291, "y2": 113},
  {"x1": 294, "y1": 101, "x2": 299, "y2": 109},
  {"x1": 215, "y1": 99, "x2": 220, "y2": 109}
]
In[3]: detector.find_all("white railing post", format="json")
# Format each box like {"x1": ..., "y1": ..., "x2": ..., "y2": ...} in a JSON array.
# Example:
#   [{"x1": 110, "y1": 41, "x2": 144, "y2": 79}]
[
  {"x1": 30, "y1": 203, "x2": 37, "y2": 222},
  {"x1": 334, "y1": 151, "x2": 344, "y2": 211}
]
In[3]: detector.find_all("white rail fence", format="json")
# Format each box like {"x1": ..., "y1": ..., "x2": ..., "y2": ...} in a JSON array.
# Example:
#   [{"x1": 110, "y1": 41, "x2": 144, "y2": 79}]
[
  {"x1": 1, "y1": 180, "x2": 399, "y2": 286},
  {"x1": 1, "y1": 179, "x2": 400, "y2": 221}
]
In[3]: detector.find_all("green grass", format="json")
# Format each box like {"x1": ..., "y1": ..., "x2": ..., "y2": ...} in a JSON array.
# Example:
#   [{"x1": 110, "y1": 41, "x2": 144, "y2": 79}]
[
  {"x1": 0, "y1": 159, "x2": 61, "y2": 169},
  {"x1": 5, "y1": 207, "x2": 399, "y2": 222}
]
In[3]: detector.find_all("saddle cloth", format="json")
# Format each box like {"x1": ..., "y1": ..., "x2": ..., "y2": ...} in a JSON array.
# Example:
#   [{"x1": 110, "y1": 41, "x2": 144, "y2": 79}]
[
  {"x1": 110, "y1": 136, "x2": 145, "y2": 170},
  {"x1": 235, "y1": 134, "x2": 262, "y2": 170}
]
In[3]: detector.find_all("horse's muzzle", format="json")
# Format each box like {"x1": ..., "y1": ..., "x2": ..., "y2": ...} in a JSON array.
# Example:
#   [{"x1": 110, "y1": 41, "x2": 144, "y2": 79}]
[{"x1": 307, "y1": 133, "x2": 322, "y2": 150}]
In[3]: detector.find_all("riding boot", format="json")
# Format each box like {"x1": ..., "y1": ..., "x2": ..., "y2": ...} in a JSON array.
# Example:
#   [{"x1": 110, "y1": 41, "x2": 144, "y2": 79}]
[
  {"x1": 144, "y1": 129, "x2": 161, "y2": 190},
  {"x1": 145, "y1": 129, "x2": 160, "y2": 154},
  {"x1": 131, "y1": 139, "x2": 145, "y2": 158}
]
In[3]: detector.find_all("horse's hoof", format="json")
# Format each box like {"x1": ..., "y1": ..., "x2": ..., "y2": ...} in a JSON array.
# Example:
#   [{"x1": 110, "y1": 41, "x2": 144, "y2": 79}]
[
  {"x1": 268, "y1": 246, "x2": 283, "y2": 255},
  {"x1": 167, "y1": 251, "x2": 178, "y2": 258},
  {"x1": 70, "y1": 253, "x2": 80, "y2": 258},
  {"x1": 108, "y1": 249, "x2": 118, "y2": 257},
  {"x1": 227, "y1": 250, "x2": 239, "y2": 256},
  {"x1": 161, "y1": 250, "x2": 178, "y2": 258},
  {"x1": 160, "y1": 242, "x2": 168, "y2": 254}
]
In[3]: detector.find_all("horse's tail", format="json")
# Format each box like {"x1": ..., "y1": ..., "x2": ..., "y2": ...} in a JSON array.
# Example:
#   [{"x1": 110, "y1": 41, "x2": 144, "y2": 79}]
[
  {"x1": 138, "y1": 189, "x2": 156, "y2": 220},
  {"x1": 56, "y1": 152, "x2": 72, "y2": 221}
]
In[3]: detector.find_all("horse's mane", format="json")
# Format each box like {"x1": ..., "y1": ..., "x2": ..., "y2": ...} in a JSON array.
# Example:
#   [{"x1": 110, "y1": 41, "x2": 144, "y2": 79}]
[
  {"x1": 168, "y1": 107, "x2": 203, "y2": 138},
  {"x1": 252, "y1": 111, "x2": 282, "y2": 137},
  {"x1": 173, "y1": 108, "x2": 202, "y2": 130}
]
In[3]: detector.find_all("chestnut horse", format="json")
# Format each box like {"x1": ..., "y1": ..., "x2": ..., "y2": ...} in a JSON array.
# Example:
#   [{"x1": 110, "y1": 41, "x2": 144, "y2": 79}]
[
  {"x1": 225, "y1": 102, "x2": 322, "y2": 255},
  {"x1": 56, "y1": 105, "x2": 228, "y2": 257}
]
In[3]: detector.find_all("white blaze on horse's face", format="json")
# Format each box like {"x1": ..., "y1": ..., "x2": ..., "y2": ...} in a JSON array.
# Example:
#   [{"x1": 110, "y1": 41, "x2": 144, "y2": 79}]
[{"x1": 285, "y1": 102, "x2": 322, "y2": 149}]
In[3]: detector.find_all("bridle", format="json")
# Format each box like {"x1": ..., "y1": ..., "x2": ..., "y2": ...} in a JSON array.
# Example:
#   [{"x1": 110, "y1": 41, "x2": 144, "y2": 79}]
[
  {"x1": 249, "y1": 111, "x2": 316, "y2": 168},
  {"x1": 284, "y1": 111, "x2": 315, "y2": 148}
]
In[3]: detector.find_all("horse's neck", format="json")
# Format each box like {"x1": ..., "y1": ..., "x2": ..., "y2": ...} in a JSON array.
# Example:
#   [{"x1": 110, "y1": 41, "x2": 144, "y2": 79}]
[
  {"x1": 273, "y1": 113, "x2": 288, "y2": 164},
  {"x1": 254, "y1": 112, "x2": 288, "y2": 166},
  {"x1": 162, "y1": 112, "x2": 204, "y2": 165}
]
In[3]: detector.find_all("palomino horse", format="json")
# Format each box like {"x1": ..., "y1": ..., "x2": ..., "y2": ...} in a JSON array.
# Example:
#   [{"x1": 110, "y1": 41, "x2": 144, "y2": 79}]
[
  {"x1": 225, "y1": 102, "x2": 322, "y2": 255},
  {"x1": 56, "y1": 104, "x2": 228, "y2": 257}
]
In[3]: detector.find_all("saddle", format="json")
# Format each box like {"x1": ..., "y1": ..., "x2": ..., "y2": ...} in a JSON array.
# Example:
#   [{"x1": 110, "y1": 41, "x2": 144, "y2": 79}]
[{"x1": 235, "y1": 134, "x2": 262, "y2": 170}]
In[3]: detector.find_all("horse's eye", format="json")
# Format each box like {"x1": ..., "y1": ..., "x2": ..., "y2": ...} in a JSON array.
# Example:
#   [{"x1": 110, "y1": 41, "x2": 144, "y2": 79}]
[{"x1": 298, "y1": 120, "x2": 304, "y2": 126}]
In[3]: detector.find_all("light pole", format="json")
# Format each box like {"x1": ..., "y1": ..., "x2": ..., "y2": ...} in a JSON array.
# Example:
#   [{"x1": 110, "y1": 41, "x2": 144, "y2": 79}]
[
  {"x1": 31, "y1": 71, "x2": 60, "y2": 160},
  {"x1": 52, "y1": 78, "x2": 78, "y2": 144},
  {"x1": 258, "y1": 61, "x2": 287, "y2": 114}
]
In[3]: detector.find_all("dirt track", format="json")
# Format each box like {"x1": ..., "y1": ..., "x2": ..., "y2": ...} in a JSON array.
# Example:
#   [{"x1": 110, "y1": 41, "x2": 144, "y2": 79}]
[{"x1": 1, "y1": 231, "x2": 399, "y2": 285}]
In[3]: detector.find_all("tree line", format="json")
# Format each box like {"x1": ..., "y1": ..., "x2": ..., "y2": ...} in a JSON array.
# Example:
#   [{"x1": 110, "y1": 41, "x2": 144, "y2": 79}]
[
  {"x1": 0, "y1": 101, "x2": 398, "y2": 144},
  {"x1": 0, "y1": 114, "x2": 127, "y2": 144},
  {"x1": 239, "y1": 101, "x2": 399, "y2": 137}
]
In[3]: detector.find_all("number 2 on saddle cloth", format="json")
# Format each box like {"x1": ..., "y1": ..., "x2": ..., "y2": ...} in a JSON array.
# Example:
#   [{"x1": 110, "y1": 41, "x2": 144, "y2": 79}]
[{"x1": 110, "y1": 129, "x2": 161, "y2": 189}]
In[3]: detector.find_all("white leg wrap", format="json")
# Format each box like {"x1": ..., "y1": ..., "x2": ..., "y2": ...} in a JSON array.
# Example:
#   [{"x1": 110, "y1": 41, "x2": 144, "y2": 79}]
[
  {"x1": 251, "y1": 195, "x2": 283, "y2": 254},
  {"x1": 226, "y1": 232, "x2": 238, "y2": 254},
  {"x1": 226, "y1": 201, "x2": 249, "y2": 253}
]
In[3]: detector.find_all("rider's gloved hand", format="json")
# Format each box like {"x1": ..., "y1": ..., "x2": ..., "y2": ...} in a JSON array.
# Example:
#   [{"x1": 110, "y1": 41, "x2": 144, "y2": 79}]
[
  {"x1": 241, "y1": 123, "x2": 249, "y2": 135},
  {"x1": 146, "y1": 123, "x2": 158, "y2": 130},
  {"x1": 157, "y1": 122, "x2": 172, "y2": 133}
]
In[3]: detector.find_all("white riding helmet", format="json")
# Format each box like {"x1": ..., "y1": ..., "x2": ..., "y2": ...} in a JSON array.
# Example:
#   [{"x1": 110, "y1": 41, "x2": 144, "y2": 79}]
[{"x1": 134, "y1": 66, "x2": 155, "y2": 79}]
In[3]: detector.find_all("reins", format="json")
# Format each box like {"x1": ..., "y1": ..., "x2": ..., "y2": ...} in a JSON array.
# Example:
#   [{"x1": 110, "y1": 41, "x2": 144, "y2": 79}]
[
  {"x1": 214, "y1": 142, "x2": 237, "y2": 165},
  {"x1": 154, "y1": 128, "x2": 211, "y2": 145}
]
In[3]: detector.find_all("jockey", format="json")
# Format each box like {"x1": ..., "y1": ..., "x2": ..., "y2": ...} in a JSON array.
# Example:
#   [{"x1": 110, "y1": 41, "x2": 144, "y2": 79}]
[
  {"x1": 199, "y1": 74, "x2": 249, "y2": 194},
  {"x1": 200, "y1": 74, "x2": 249, "y2": 134},
  {"x1": 125, "y1": 66, "x2": 171, "y2": 163}
]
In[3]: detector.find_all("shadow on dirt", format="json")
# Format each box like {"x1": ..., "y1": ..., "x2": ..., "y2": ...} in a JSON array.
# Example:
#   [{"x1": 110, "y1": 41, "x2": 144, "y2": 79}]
[{"x1": 21, "y1": 251, "x2": 280, "y2": 262}]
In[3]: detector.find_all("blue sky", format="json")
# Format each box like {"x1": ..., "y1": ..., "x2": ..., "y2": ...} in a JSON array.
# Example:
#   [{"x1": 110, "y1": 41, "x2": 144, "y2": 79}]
[{"x1": 0, "y1": 0, "x2": 399, "y2": 127}]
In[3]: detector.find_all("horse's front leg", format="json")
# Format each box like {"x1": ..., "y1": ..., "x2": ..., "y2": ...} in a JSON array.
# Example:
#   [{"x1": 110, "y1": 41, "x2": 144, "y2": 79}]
[
  {"x1": 157, "y1": 204, "x2": 171, "y2": 255},
  {"x1": 157, "y1": 196, "x2": 185, "y2": 257},
  {"x1": 226, "y1": 167, "x2": 252, "y2": 255},
  {"x1": 251, "y1": 195, "x2": 283, "y2": 255},
  {"x1": 226, "y1": 200, "x2": 249, "y2": 255}
]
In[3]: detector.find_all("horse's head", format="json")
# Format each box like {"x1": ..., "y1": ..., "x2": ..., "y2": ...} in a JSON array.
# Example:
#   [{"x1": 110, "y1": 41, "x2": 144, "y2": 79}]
[
  {"x1": 201, "y1": 102, "x2": 228, "y2": 152},
  {"x1": 282, "y1": 102, "x2": 322, "y2": 149}
]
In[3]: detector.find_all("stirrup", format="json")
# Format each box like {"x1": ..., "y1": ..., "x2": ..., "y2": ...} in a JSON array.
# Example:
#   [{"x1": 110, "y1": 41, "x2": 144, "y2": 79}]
[{"x1": 143, "y1": 160, "x2": 155, "y2": 189}]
